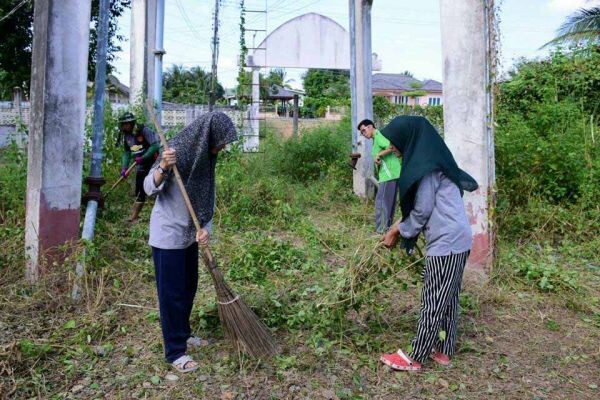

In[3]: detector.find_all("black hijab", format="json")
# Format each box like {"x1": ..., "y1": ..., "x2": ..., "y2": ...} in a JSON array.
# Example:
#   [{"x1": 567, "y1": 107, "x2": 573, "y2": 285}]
[
  {"x1": 158, "y1": 112, "x2": 238, "y2": 228},
  {"x1": 381, "y1": 116, "x2": 478, "y2": 221}
]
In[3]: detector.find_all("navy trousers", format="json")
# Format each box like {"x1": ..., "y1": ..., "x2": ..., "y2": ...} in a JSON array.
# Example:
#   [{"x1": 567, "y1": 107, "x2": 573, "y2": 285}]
[{"x1": 152, "y1": 243, "x2": 198, "y2": 362}]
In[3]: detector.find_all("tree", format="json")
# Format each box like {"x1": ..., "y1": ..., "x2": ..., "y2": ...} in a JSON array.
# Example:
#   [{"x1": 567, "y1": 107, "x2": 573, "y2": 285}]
[
  {"x1": 400, "y1": 70, "x2": 414, "y2": 77},
  {"x1": 301, "y1": 69, "x2": 350, "y2": 117},
  {"x1": 0, "y1": 0, "x2": 130, "y2": 100},
  {"x1": 403, "y1": 81, "x2": 427, "y2": 98},
  {"x1": 302, "y1": 69, "x2": 349, "y2": 98},
  {"x1": 162, "y1": 65, "x2": 224, "y2": 104},
  {"x1": 0, "y1": 0, "x2": 33, "y2": 99},
  {"x1": 88, "y1": 0, "x2": 131, "y2": 80},
  {"x1": 543, "y1": 6, "x2": 600, "y2": 47},
  {"x1": 266, "y1": 68, "x2": 295, "y2": 89}
]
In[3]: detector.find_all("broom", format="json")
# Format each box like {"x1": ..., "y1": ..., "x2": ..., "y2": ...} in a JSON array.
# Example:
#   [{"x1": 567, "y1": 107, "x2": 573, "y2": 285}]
[
  {"x1": 145, "y1": 102, "x2": 278, "y2": 358},
  {"x1": 103, "y1": 162, "x2": 136, "y2": 199}
]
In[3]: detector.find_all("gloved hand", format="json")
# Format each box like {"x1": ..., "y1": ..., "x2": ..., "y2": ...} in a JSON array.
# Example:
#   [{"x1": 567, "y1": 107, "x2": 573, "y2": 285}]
[
  {"x1": 120, "y1": 167, "x2": 129, "y2": 178},
  {"x1": 401, "y1": 236, "x2": 418, "y2": 256},
  {"x1": 135, "y1": 156, "x2": 143, "y2": 165}
]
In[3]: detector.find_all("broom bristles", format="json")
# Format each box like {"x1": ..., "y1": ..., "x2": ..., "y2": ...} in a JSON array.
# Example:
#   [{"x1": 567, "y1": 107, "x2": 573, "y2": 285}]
[{"x1": 202, "y1": 252, "x2": 279, "y2": 358}]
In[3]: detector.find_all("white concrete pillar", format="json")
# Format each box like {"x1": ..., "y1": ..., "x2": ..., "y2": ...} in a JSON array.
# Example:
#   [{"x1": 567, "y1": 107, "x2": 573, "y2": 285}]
[
  {"x1": 25, "y1": 0, "x2": 92, "y2": 282},
  {"x1": 129, "y1": 0, "x2": 146, "y2": 103},
  {"x1": 349, "y1": 0, "x2": 374, "y2": 198},
  {"x1": 440, "y1": 0, "x2": 495, "y2": 272},
  {"x1": 244, "y1": 67, "x2": 260, "y2": 152}
]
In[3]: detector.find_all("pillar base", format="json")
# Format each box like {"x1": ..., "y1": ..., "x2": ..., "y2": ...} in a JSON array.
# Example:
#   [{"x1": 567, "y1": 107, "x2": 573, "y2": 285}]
[{"x1": 82, "y1": 176, "x2": 106, "y2": 208}]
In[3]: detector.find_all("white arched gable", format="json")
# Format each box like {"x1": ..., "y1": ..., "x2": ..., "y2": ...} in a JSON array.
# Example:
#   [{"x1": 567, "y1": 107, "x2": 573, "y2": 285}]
[{"x1": 247, "y1": 13, "x2": 350, "y2": 69}]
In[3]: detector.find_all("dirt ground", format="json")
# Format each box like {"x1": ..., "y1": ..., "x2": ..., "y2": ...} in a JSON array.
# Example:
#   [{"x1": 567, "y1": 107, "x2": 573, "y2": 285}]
[{"x1": 2, "y1": 251, "x2": 598, "y2": 399}]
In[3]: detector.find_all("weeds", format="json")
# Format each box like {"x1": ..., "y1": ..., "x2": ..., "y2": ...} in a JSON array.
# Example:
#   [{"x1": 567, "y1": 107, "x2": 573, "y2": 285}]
[{"x1": 1, "y1": 106, "x2": 599, "y2": 397}]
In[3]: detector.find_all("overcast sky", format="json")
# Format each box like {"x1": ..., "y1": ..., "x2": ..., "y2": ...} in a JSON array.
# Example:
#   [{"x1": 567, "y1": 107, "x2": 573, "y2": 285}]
[{"x1": 111, "y1": 0, "x2": 600, "y2": 90}]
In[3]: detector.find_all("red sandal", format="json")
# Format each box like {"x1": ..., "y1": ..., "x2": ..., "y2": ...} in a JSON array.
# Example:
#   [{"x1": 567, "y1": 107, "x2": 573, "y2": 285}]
[
  {"x1": 430, "y1": 351, "x2": 451, "y2": 366},
  {"x1": 380, "y1": 349, "x2": 422, "y2": 371}
]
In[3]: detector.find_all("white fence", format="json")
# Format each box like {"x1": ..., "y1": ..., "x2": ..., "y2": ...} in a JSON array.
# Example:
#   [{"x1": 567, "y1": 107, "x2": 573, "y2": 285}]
[{"x1": 0, "y1": 101, "x2": 245, "y2": 147}]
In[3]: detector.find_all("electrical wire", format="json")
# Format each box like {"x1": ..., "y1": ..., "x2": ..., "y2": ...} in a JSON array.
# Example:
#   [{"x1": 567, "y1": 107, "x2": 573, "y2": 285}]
[{"x1": 0, "y1": 0, "x2": 29, "y2": 24}]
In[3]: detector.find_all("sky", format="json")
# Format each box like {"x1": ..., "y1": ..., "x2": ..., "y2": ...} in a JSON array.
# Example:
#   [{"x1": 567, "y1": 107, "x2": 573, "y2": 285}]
[{"x1": 111, "y1": 0, "x2": 600, "y2": 90}]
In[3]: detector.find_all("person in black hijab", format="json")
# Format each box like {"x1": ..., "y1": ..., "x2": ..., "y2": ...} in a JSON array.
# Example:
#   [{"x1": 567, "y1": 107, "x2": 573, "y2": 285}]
[
  {"x1": 143, "y1": 112, "x2": 238, "y2": 373},
  {"x1": 378, "y1": 116, "x2": 478, "y2": 371}
]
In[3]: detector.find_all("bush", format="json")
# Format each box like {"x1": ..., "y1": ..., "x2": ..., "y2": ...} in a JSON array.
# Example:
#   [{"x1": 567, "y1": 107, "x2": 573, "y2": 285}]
[
  {"x1": 270, "y1": 118, "x2": 351, "y2": 182},
  {"x1": 372, "y1": 96, "x2": 444, "y2": 133},
  {"x1": 494, "y1": 46, "x2": 600, "y2": 244}
]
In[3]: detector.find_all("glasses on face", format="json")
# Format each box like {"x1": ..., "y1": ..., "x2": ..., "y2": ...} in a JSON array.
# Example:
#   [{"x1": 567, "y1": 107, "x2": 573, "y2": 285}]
[{"x1": 360, "y1": 127, "x2": 368, "y2": 135}]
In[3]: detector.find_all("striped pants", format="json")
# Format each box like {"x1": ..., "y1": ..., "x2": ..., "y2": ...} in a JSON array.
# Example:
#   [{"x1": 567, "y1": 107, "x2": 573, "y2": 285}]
[{"x1": 409, "y1": 251, "x2": 470, "y2": 363}]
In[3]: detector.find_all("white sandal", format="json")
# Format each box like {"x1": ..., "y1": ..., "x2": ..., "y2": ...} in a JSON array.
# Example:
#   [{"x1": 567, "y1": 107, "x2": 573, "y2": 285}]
[
  {"x1": 172, "y1": 355, "x2": 198, "y2": 373},
  {"x1": 187, "y1": 336, "x2": 210, "y2": 349}
]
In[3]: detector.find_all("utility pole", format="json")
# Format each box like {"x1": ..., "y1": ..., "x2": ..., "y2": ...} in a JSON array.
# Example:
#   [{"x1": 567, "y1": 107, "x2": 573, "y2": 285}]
[
  {"x1": 129, "y1": 0, "x2": 146, "y2": 103},
  {"x1": 209, "y1": 0, "x2": 220, "y2": 111},
  {"x1": 25, "y1": 0, "x2": 92, "y2": 282},
  {"x1": 349, "y1": 0, "x2": 374, "y2": 198},
  {"x1": 74, "y1": 0, "x2": 111, "y2": 299},
  {"x1": 153, "y1": 0, "x2": 165, "y2": 123}
]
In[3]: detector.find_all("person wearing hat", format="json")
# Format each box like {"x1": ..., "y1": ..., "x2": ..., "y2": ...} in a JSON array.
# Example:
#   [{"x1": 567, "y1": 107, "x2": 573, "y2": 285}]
[{"x1": 118, "y1": 112, "x2": 160, "y2": 222}]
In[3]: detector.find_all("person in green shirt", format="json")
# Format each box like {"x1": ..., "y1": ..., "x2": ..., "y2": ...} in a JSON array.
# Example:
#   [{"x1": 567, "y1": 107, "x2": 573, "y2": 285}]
[
  {"x1": 358, "y1": 119, "x2": 402, "y2": 233},
  {"x1": 118, "y1": 112, "x2": 160, "y2": 222}
]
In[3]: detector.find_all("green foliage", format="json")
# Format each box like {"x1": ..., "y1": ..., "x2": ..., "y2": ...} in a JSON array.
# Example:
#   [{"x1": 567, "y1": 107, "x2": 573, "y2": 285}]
[
  {"x1": 505, "y1": 246, "x2": 580, "y2": 292},
  {"x1": 500, "y1": 47, "x2": 600, "y2": 117},
  {"x1": 215, "y1": 120, "x2": 352, "y2": 230},
  {"x1": 270, "y1": 120, "x2": 351, "y2": 181},
  {"x1": 0, "y1": 0, "x2": 33, "y2": 99},
  {"x1": 544, "y1": 6, "x2": 600, "y2": 47},
  {"x1": 87, "y1": 0, "x2": 132, "y2": 80},
  {"x1": 302, "y1": 69, "x2": 351, "y2": 117},
  {"x1": 0, "y1": 142, "x2": 27, "y2": 216},
  {"x1": 495, "y1": 46, "x2": 600, "y2": 241},
  {"x1": 0, "y1": 0, "x2": 130, "y2": 99},
  {"x1": 227, "y1": 233, "x2": 305, "y2": 283},
  {"x1": 162, "y1": 65, "x2": 223, "y2": 104},
  {"x1": 373, "y1": 96, "x2": 396, "y2": 125},
  {"x1": 372, "y1": 95, "x2": 444, "y2": 132}
]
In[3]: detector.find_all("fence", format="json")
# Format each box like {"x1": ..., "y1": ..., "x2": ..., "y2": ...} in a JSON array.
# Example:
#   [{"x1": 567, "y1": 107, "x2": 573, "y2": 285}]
[{"x1": 0, "y1": 101, "x2": 246, "y2": 147}]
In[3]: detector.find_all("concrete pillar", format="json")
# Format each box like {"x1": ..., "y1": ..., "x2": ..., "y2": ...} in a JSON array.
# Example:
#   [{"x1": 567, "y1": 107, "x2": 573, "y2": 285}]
[
  {"x1": 129, "y1": 0, "x2": 146, "y2": 103},
  {"x1": 440, "y1": 0, "x2": 495, "y2": 272},
  {"x1": 349, "y1": 0, "x2": 374, "y2": 198},
  {"x1": 292, "y1": 94, "x2": 299, "y2": 137},
  {"x1": 25, "y1": 0, "x2": 92, "y2": 282},
  {"x1": 244, "y1": 67, "x2": 260, "y2": 152}
]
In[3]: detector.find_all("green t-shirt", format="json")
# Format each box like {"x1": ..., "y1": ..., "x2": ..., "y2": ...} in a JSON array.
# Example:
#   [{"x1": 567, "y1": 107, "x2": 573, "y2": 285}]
[{"x1": 372, "y1": 130, "x2": 401, "y2": 182}]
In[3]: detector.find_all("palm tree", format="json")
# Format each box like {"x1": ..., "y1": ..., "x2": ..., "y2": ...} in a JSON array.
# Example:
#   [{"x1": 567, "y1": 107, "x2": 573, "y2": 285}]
[{"x1": 543, "y1": 6, "x2": 600, "y2": 47}]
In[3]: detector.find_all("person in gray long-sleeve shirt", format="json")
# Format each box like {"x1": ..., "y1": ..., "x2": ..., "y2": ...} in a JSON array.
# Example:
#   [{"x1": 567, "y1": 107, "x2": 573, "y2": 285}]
[
  {"x1": 144, "y1": 164, "x2": 213, "y2": 250},
  {"x1": 398, "y1": 170, "x2": 472, "y2": 257},
  {"x1": 144, "y1": 113, "x2": 238, "y2": 373},
  {"x1": 377, "y1": 116, "x2": 478, "y2": 372}
]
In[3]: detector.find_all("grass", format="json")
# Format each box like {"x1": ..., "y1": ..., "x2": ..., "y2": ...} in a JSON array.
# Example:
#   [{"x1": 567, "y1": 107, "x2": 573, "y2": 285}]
[{"x1": 0, "y1": 123, "x2": 599, "y2": 399}]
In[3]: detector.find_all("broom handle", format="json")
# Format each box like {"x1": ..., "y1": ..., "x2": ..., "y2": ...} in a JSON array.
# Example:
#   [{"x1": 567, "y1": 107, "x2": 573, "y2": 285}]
[
  {"x1": 106, "y1": 162, "x2": 137, "y2": 195},
  {"x1": 145, "y1": 101, "x2": 215, "y2": 265}
]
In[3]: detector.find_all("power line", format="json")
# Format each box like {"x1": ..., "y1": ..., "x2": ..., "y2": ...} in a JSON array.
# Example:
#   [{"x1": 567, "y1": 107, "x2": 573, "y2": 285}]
[
  {"x1": 0, "y1": 0, "x2": 29, "y2": 23},
  {"x1": 210, "y1": 0, "x2": 221, "y2": 110},
  {"x1": 174, "y1": 0, "x2": 205, "y2": 41}
]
